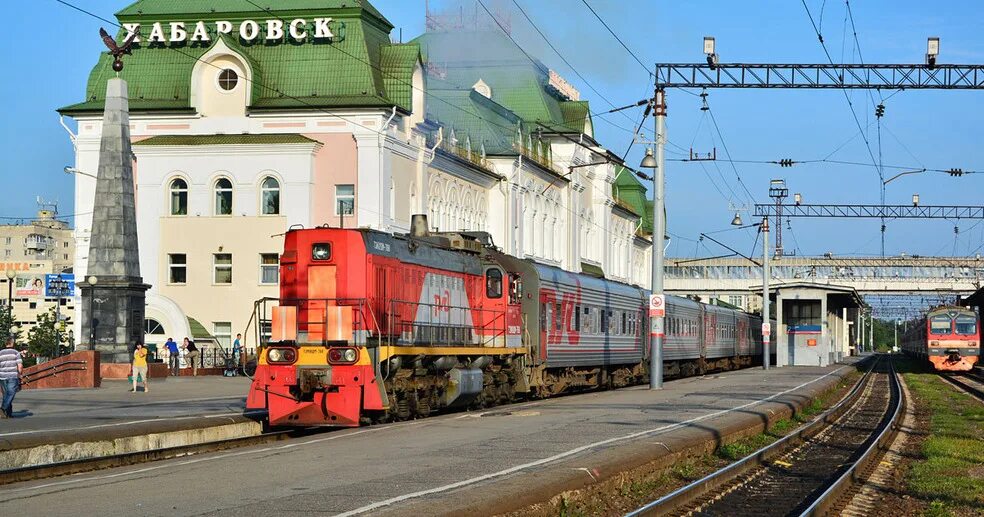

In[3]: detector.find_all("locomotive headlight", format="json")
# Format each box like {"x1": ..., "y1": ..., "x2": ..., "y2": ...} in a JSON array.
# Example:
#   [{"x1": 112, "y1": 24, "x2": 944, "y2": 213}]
[
  {"x1": 267, "y1": 348, "x2": 297, "y2": 364},
  {"x1": 343, "y1": 348, "x2": 358, "y2": 363},
  {"x1": 328, "y1": 347, "x2": 358, "y2": 364}
]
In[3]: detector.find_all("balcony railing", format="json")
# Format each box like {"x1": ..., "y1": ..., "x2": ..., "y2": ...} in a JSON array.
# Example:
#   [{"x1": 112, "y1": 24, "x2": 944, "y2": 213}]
[
  {"x1": 438, "y1": 139, "x2": 494, "y2": 173},
  {"x1": 515, "y1": 142, "x2": 563, "y2": 176}
]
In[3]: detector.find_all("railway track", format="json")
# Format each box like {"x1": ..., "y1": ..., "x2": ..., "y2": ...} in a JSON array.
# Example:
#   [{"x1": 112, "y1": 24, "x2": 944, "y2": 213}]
[
  {"x1": 626, "y1": 355, "x2": 903, "y2": 517},
  {"x1": 940, "y1": 370, "x2": 984, "y2": 403},
  {"x1": 0, "y1": 430, "x2": 293, "y2": 486}
]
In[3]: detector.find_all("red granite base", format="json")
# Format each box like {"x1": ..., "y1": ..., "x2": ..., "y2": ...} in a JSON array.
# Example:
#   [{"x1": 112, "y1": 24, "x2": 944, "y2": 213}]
[{"x1": 21, "y1": 351, "x2": 101, "y2": 390}]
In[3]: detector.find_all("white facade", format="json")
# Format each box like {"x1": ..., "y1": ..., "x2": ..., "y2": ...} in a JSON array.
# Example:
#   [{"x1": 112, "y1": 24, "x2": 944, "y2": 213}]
[{"x1": 66, "y1": 22, "x2": 652, "y2": 352}]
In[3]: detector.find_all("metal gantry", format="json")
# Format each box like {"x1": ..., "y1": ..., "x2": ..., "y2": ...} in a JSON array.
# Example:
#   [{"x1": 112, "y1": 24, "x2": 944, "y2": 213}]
[
  {"x1": 644, "y1": 56, "x2": 983, "y2": 373},
  {"x1": 655, "y1": 63, "x2": 984, "y2": 89},
  {"x1": 754, "y1": 204, "x2": 984, "y2": 219}
]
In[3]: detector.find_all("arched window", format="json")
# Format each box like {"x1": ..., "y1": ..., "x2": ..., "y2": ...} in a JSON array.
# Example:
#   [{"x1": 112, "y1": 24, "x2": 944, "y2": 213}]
[
  {"x1": 145, "y1": 318, "x2": 165, "y2": 335},
  {"x1": 214, "y1": 177, "x2": 233, "y2": 215},
  {"x1": 169, "y1": 179, "x2": 188, "y2": 216},
  {"x1": 260, "y1": 176, "x2": 280, "y2": 215}
]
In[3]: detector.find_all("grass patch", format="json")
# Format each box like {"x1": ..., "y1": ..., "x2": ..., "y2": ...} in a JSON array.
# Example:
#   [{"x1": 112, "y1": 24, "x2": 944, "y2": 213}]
[
  {"x1": 896, "y1": 356, "x2": 984, "y2": 515},
  {"x1": 714, "y1": 370, "x2": 862, "y2": 462}
]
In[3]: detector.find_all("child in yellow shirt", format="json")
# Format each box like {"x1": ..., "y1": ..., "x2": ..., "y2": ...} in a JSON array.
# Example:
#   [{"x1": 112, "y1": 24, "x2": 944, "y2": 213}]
[{"x1": 131, "y1": 342, "x2": 149, "y2": 393}]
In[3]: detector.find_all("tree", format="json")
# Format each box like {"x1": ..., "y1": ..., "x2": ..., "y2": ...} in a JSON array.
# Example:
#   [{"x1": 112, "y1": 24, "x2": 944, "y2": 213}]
[
  {"x1": 27, "y1": 308, "x2": 69, "y2": 362},
  {"x1": 0, "y1": 304, "x2": 21, "y2": 343}
]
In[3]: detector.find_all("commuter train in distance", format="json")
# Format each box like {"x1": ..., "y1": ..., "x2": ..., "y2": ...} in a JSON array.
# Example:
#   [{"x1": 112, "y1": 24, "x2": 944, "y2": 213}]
[
  {"x1": 246, "y1": 215, "x2": 776, "y2": 427},
  {"x1": 901, "y1": 306, "x2": 980, "y2": 371}
]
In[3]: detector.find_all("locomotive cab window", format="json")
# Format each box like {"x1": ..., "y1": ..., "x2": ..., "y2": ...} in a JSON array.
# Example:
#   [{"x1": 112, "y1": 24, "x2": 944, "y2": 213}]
[
  {"x1": 930, "y1": 315, "x2": 952, "y2": 335},
  {"x1": 312, "y1": 243, "x2": 332, "y2": 261},
  {"x1": 955, "y1": 314, "x2": 977, "y2": 335},
  {"x1": 485, "y1": 268, "x2": 503, "y2": 298}
]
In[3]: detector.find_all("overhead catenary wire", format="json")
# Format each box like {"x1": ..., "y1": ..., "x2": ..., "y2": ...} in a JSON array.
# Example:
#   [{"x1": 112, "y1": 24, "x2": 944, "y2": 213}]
[
  {"x1": 800, "y1": 0, "x2": 882, "y2": 183},
  {"x1": 578, "y1": 0, "x2": 652, "y2": 74},
  {"x1": 509, "y1": 0, "x2": 651, "y2": 137},
  {"x1": 703, "y1": 95, "x2": 758, "y2": 205}
]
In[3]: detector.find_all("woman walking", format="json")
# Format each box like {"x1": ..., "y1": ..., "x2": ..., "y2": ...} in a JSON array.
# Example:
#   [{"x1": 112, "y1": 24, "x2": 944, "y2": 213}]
[{"x1": 131, "y1": 342, "x2": 149, "y2": 393}]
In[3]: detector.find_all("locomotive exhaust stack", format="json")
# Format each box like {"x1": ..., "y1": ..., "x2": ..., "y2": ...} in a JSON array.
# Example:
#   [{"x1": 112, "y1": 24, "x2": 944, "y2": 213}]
[{"x1": 411, "y1": 214, "x2": 429, "y2": 237}]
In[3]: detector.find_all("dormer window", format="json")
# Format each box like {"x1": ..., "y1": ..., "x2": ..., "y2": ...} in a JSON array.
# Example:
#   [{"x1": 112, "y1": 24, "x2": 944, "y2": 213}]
[
  {"x1": 472, "y1": 79, "x2": 492, "y2": 99},
  {"x1": 217, "y1": 69, "x2": 239, "y2": 92}
]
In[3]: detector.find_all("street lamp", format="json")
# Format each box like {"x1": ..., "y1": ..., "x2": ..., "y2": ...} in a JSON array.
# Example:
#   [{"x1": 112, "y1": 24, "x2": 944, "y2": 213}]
[
  {"x1": 64, "y1": 166, "x2": 98, "y2": 179},
  {"x1": 731, "y1": 213, "x2": 744, "y2": 226},
  {"x1": 640, "y1": 148, "x2": 658, "y2": 169}
]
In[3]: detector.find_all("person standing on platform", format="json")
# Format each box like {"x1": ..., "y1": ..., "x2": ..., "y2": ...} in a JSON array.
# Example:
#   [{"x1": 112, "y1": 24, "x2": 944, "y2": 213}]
[
  {"x1": 0, "y1": 337, "x2": 23, "y2": 417},
  {"x1": 232, "y1": 333, "x2": 243, "y2": 374},
  {"x1": 164, "y1": 337, "x2": 179, "y2": 376},
  {"x1": 130, "y1": 342, "x2": 149, "y2": 393},
  {"x1": 183, "y1": 337, "x2": 200, "y2": 376}
]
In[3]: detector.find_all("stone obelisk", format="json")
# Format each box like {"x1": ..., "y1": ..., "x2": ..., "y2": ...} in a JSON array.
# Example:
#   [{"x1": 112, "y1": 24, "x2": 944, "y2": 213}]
[{"x1": 79, "y1": 78, "x2": 150, "y2": 364}]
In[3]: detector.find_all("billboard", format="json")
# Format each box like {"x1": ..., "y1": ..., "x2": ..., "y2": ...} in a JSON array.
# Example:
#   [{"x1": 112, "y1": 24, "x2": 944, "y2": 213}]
[
  {"x1": 14, "y1": 275, "x2": 45, "y2": 297},
  {"x1": 45, "y1": 274, "x2": 76, "y2": 298}
]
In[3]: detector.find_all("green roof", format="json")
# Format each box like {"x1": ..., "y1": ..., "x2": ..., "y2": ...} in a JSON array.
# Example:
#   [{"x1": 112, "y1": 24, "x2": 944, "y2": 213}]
[
  {"x1": 415, "y1": 30, "x2": 588, "y2": 134},
  {"x1": 614, "y1": 165, "x2": 653, "y2": 234},
  {"x1": 60, "y1": 1, "x2": 418, "y2": 115},
  {"x1": 557, "y1": 101, "x2": 591, "y2": 134},
  {"x1": 427, "y1": 89, "x2": 520, "y2": 156},
  {"x1": 187, "y1": 317, "x2": 215, "y2": 340},
  {"x1": 134, "y1": 134, "x2": 319, "y2": 146}
]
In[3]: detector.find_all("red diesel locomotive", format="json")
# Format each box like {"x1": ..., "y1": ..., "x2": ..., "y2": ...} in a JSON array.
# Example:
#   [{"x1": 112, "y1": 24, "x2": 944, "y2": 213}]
[
  {"x1": 246, "y1": 216, "x2": 773, "y2": 427},
  {"x1": 901, "y1": 306, "x2": 980, "y2": 371}
]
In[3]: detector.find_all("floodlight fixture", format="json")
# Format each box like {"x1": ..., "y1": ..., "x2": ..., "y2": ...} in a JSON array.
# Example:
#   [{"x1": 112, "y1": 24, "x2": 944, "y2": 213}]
[
  {"x1": 704, "y1": 36, "x2": 718, "y2": 68},
  {"x1": 926, "y1": 37, "x2": 939, "y2": 67},
  {"x1": 912, "y1": 193, "x2": 920, "y2": 206},
  {"x1": 731, "y1": 213, "x2": 743, "y2": 226},
  {"x1": 794, "y1": 193, "x2": 802, "y2": 205}
]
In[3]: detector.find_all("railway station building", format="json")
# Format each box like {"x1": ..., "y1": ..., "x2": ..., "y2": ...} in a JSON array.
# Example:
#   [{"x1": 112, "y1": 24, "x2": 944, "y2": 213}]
[{"x1": 60, "y1": 0, "x2": 654, "y2": 351}]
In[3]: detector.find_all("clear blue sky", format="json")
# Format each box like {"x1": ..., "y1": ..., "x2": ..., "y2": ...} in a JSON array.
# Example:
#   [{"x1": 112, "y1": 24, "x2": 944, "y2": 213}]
[{"x1": 3, "y1": 0, "x2": 983, "y2": 257}]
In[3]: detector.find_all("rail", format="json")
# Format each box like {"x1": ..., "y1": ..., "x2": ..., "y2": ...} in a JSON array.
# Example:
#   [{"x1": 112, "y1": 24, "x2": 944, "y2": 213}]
[
  {"x1": 626, "y1": 355, "x2": 901, "y2": 516},
  {"x1": 799, "y1": 358, "x2": 903, "y2": 515},
  {"x1": 20, "y1": 360, "x2": 88, "y2": 385},
  {"x1": 939, "y1": 371, "x2": 984, "y2": 402}
]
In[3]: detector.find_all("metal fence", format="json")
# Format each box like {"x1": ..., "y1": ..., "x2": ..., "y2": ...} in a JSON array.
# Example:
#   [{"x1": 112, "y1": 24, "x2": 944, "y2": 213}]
[{"x1": 152, "y1": 347, "x2": 258, "y2": 370}]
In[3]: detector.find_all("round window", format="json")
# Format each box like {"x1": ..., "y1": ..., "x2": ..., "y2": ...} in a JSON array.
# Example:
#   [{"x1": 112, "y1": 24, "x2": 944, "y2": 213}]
[{"x1": 218, "y1": 69, "x2": 239, "y2": 91}]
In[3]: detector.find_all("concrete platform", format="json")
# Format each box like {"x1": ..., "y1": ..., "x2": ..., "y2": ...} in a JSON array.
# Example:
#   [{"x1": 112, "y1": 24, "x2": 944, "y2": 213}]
[
  {"x1": 0, "y1": 360, "x2": 862, "y2": 516},
  {"x1": 0, "y1": 377, "x2": 259, "y2": 469}
]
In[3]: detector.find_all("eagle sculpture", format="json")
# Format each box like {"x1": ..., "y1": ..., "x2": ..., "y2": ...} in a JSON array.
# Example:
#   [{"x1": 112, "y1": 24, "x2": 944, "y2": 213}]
[{"x1": 100, "y1": 27, "x2": 138, "y2": 72}]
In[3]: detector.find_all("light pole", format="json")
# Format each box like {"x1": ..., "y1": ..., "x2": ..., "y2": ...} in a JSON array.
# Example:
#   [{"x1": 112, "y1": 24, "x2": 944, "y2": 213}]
[
  {"x1": 639, "y1": 88, "x2": 666, "y2": 390},
  {"x1": 86, "y1": 275, "x2": 98, "y2": 349},
  {"x1": 894, "y1": 319, "x2": 899, "y2": 352},
  {"x1": 5, "y1": 269, "x2": 14, "y2": 339},
  {"x1": 761, "y1": 217, "x2": 770, "y2": 369}
]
